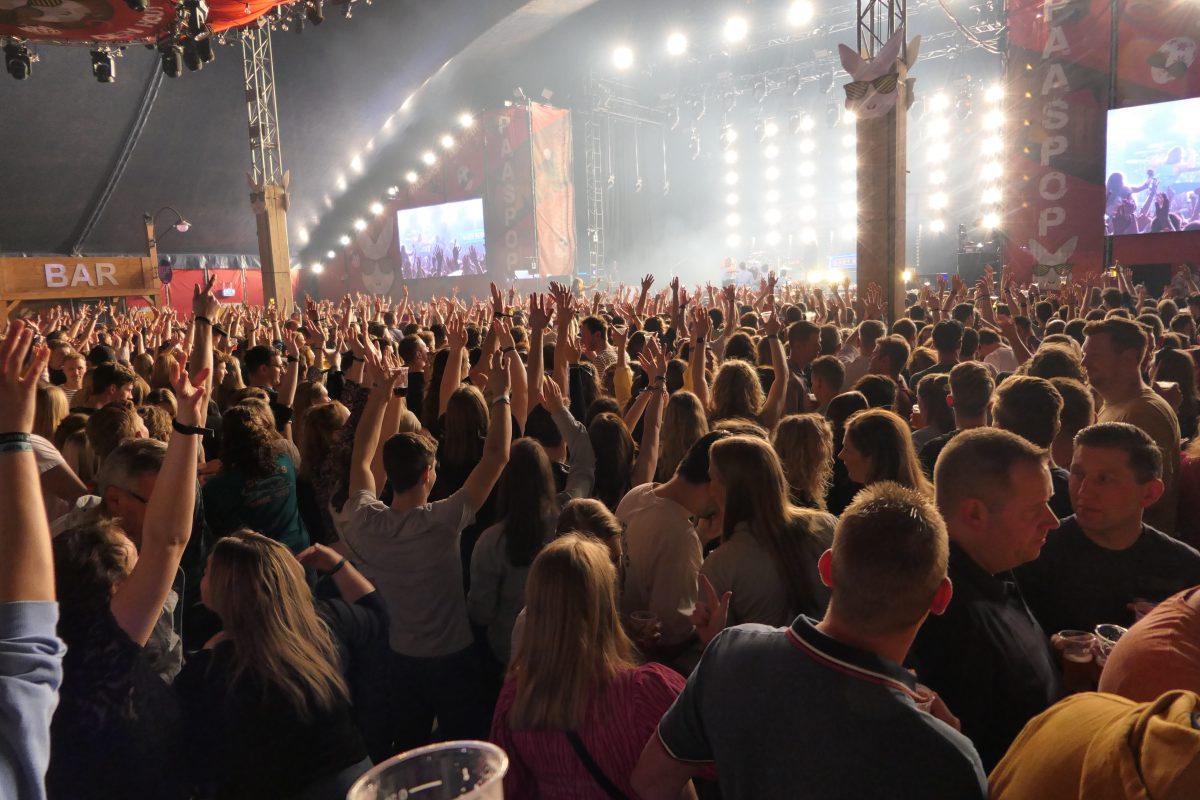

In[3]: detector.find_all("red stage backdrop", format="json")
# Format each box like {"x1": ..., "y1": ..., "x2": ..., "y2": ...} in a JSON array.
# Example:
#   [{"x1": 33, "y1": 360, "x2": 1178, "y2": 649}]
[
  {"x1": 317, "y1": 102, "x2": 575, "y2": 301},
  {"x1": 1116, "y1": 1, "x2": 1200, "y2": 107},
  {"x1": 1005, "y1": 0, "x2": 1112, "y2": 282},
  {"x1": 0, "y1": 1, "x2": 290, "y2": 44}
]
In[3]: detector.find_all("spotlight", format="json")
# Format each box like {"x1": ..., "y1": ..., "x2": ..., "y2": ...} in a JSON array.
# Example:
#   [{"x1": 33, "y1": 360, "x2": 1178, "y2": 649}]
[
  {"x1": 421, "y1": 151, "x2": 437, "y2": 165},
  {"x1": 666, "y1": 31, "x2": 687, "y2": 56},
  {"x1": 763, "y1": 120, "x2": 779, "y2": 138},
  {"x1": 982, "y1": 136, "x2": 1002, "y2": 156},
  {"x1": 799, "y1": 114, "x2": 815, "y2": 132},
  {"x1": 440, "y1": 134, "x2": 455, "y2": 149},
  {"x1": 339, "y1": 235, "x2": 351, "y2": 246},
  {"x1": 458, "y1": 112, "x2": 475, "y2": 128},
  {"x1": 726, "y1": 233, "x2": 742, "y2": 248},
  {"x1": 4, "y1": 42, "x2": 32, "y2": 80},
  {"x1": 800, "y1": 205, "x2": 817, "y2": 222},
  {"x1": 182, "y1": 0, "x2": 210, "y2": 38},
  {"x1": 353, "y1": 219, "x2": 367, "y2": 231},
  {"x1": 720, "y1": 125, "x2": 738, "y2": 147},
  {"x1": 929, "y1": 219, "x2": 946, "y2": 233},
  {"x1": 763, "y1": 144, "x2": 779, "y2": 159},
  {"x1": 983, "y1": 110, "x2": 1005, "y2": 128},
  {"x1": 985, "y1": 83, "x2": 1004, "y2": 103},
  {"x1": 843, "y1": 110, "x2": 857, "y2": 124},
  {"x1": 612, "y1": 45, "x2": 634, "y2": 71},
  {"x1": 159, "y1": 41, "x2": 183, "y2": 78},
  {"x1": 842, "y1": 133, "x2": 856, "y2": 148},
  {"x1": 724, "y1": 171, "x2": 739, "y2": 186},
  {"x1": 370, "y1": 201, "x2": 385, "y2": 215},
  {"x1": 800, "y1": 228, "x2": 816, "y2": 243},
  {"x1": 982, "y1": 187, "x2": 1002, "y2": 204},
  {"x1": 765, "y1": 165, "x2": 780, "y2": 181},
  {"x1": 724, "y1": 151, "x2": 739, "y2": 164},
  {"x1": 405, "y1": 171, "x2": 419, "y2": 184},
  {"x1": 902, "y1": 268, "x2": 914, "y2": 283},
  {"x1": 196, "y1": 35, "x2": 215, "y2": 65},
  {"x1": 726, "y1": 213, "x2": 741, "y2": 227},
  {"x1": 312, "y1": 263, "x2": 325, "y2": 274},
  {"x1": 90, "y1": 48, "x2": 116, "y2": 83},
  {"x1": 183, "y1": 39, "x2": 204, "y2": 72},
  {"x1": 840, "y1": 155, "x2": 856, "y2": 173},
  {"x1": 386, "y1": 186, "x2": 399, "y2": 197},
  {"x1": 982, "y1": 212, "x2": 1001, "y2": 229},
  {"x1": 350, "y1": 155, "x2": 363, "y2": 174},
  {"x1": 799, "y1": 140, "x2": 815, "y2": 154},
  {"x1": 983, "y1": 162, "x2": 1003, "y2": 181},
  {"x1": 787, "y1": 0, "x2": 815, "y2": 26},
  {"x1": 723, "y1": 16, "x2": 749, "y2": 44},
  {"x1": 929, "y1": 93, "x2": 950, "y2": 113},
  {"x1": 798, "y1": 161, "x2": 815, "y2": 176},
  {"x1": 725, "y1": 193, "x2": 739, "y2": 205},
  {"x1": 306, "y1": 0, "x2": 325, "y2": 24},
  {"x1": 326, "y1": 250, "x2": 337, "y2": 259}
]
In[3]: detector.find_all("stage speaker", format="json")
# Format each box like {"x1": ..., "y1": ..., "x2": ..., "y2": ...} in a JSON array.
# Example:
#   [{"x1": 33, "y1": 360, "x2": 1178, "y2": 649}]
[
  {"x1": 1129, "y1": 263, "x2": 1172, "y2": 298},
  {"x1": 957, "y1": 252, "x2": 989, "y2": 285}
]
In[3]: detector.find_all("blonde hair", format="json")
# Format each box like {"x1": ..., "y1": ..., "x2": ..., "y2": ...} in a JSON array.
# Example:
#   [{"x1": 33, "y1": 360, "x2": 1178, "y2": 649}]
[
  {"x1": 131, "y1": 352, "x2": 155, "y2": 385},
  {"x1": 150, "y1": 353, "x2": 177, "y2": 391},
  {"x1": 844, "y1": 409, "x2": 933, "y2": 496},
  {"x1": 772, "y1": 414, "x2": 834, "y2": 511},
  {"x1": 711, "y1": 360, "x2": 765, "y2": 422},
  {"x1": 216, "y1": 354, "x2": 247, "y2": 412},
  {"x1": 508, "y1": 534, "x2": 637, "y2": 730},
  {"x1": 656, "y1": 391, "x2": 709, "y2": 482},
  {"x1": 34, "y1": 382, "x2": 69, "y2": 441},
  {"x1": 206, "y1": 531, "x2": 349, "y2": 719}
]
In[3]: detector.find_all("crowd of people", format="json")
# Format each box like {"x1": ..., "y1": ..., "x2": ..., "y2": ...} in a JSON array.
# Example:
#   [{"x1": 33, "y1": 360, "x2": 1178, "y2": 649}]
[{"x1": 2, "y1": 262, "x2": 1200, "y2": 799}]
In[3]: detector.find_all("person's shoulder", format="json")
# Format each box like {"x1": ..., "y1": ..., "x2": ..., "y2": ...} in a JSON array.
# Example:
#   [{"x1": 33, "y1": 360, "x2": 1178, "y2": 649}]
[
  {"x1": 905, "y1": 713, "x2": 988, "y2": 795},
  {"x1": 624, "y1": 661, "x2": 688, "y2": 695},
  {"x1": 615, "y1": 482, "x2": 655, "y2": 515},
  {"x1": 1140, "y1": 524, "x2": 1200, "y2": 561}
]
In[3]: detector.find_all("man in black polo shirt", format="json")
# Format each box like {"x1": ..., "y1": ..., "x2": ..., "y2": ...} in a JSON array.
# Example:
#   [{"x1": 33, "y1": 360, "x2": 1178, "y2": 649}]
[
  {"x1": 1016, "y1": 422, "x2": 1200, "y2": 634},
  {"x1": 633, "y1": 482, "x2": 986, "y2": 800},
  {"x1": 992, "y1": 375, "x2": 1073, "y2": 518},
  {"x1": 909, "y1": 428, "x2": 1063, "y2": 770}
]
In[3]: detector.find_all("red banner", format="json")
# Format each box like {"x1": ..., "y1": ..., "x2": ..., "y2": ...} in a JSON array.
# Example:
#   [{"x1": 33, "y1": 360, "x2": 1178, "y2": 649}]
[
  {"x1": 1116, "y1": 2, "x2": 1200, "y2": 107},
  {"x1": 0, "y1": 1, "x2": 289, "y2": 44},
  {"x1": 1004, "y1": 0, "x2": 1112, "y2": 281},
  {"x1": 483, "y1": 105, "x2": 537, "y2": 281},
  {"x1": 531, "y1": 104, "x2": 576, "y2": 278}
]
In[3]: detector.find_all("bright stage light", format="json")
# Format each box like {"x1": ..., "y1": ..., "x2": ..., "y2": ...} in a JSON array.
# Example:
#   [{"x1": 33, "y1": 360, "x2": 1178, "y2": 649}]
[
  {"x1": 311, "y1": 263, "x2": 324, "y2": 274},
  {"x1": 842, "y1": 133, "x2": 856, "y2": 148},
  {"x1": 982, "y1": 187, "x2": 1002, "y2": 204},
  {"x1": 458, "y1": 112, "x2": 475, "y2": 128},
  {"x1": 726, "y1": 212, "x2": 741, "y2": 227},
  {"x1": 350, "y1": 155, "x2": 364, "y2": 174},
  {"x1": 723, "y1": 16, "x2": 749, "y2": 43},
  {"x1": 799, "y1": 139, "x2": 815, "y2": 154},
  {"x1": 386, "y1": 185, "x2": 400, "y2": 197},
  {"x1": 807, "y1": 269, "x2": 826, "y2": 284},
  {"x1": 440, "y1": 134, "x2": 456, "y2": 149},
  {"x1": 841, "y1": 202, "x2": 857, "y2": 217},
  {"x1": 902, "y1": 268, "x2": 914, "y2": 283},
  {"x1": 405, "y1": 171, "x2": 419, "y2": 184},
  {"x1": 298, "y1": 227, "x2": 310, "y2": 245},
  {"x1": 984, "y1": 110, "x2": 1005, "y2": 128},
  {"x1": 765, "y1": 165, "x2": 781, "y2": 181},
  {"x1": 326, "y1": 250, "x2": 336, "y2": 259},
  {"x1": 799, "y1": 184, "x2": 816, "y2": 198},
  {"x1": 336, "y1": 175, "x2": 348, "y2": 192},
  {"x1": 800, "y1": 228, "x2": 816, "y2": 243},
  {"x1": 929, "y1": 219, "x2": 946, "y2": 233},
  {"x1": 353, "y1": 218, "x2": 367, "y2": 231},
  {"x1": 982, "y1": 212, "x2": 1001, "y2": 229},
  {"x1": 725, "y1": 171, "x2": 739, "y2": 186},
  {"x1": 765, "y1": 189, "x2": 781, "y2": 204},
  {"x1": 612, "y1": 45, "x2": 634, "y2": 70},
  {"x1": 666, "y1": 32, "x2": 688, "y2": 56},
  {"x1": 763, "y1": 121, "x2": 779, "y2": 138},
  {"x1": 724, "y1": 150, "x2": 739, "y2": 165},
  {"x1": 721, "y1": 126, "x2": 738, "y2": 147},
  {"x1": 787, "y1": 0, "x2": 815, "y2": 26},
  {"x1": 726, "y1": 233, "x2": 742, "y2": 247},
  {"x1": 725, "y1": 192, "x2": 739, "y2": 205},
  {"x1": 798, "y1": 161, "x2": 815, "y2": 177},
  {"x1": 840, "y1": 156, "x2": 857, "y2": 172},
  {"x1": 799, "y1": 114, "x2": 815, "y2": 132},
  {"x1": 930, "y1": 170, "x2": 947, "y2": 185},
  {"x1": 800, "y1": 205, "x2": 816, "y2": 222},
  {"x1": 982, "y1": 162, "x2": 1003, "y2": 180},
  {"x1": 929, "y1": 118, "x2": 951, "y2": 137},
  {"x1": 926, "y1": 148, "x2": 948, "y2": 164},
  {"x1": 985, "y1": 84, "x2": 1005, "y2": 103},
  {"x1": 765, "y1": 208, "x2": 782, "y2": 225},
  {"x1": 339, "y1": 235, "x2": 351, "y2": 246},
  {"x1": 370, "y1": 201, "x2": 385, "y2": 215},
  {"x1": 930, "y1": 192, "x2": 948, "y2": 210},
  {"x1": 929, "y1": 93, "x2": 950, "y2": 113},
  {"x1": 982, "y1": 136, "x2": 1002, "y2": 155},
  {"x1": 843, "y1": 110, "x2": 857, "y2": 124},
  {"x1": 765, "y1": 231, "x2": 781, "y2": 245},
  {"x1": 764, "y1": 144, "x2": 779, "y2": 159},
  {"x1": 421, "y1": 151, "x2": 437, "y2": 165}
]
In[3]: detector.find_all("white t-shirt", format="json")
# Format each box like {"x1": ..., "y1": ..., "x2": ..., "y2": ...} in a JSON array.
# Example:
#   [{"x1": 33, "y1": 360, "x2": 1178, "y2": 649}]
[
  {"x1": 984, "y1": 346, "x2": 1020, "y2": 374},
  {"x1": 337, "y1": 488, "x2": 476, "y2": 658}
]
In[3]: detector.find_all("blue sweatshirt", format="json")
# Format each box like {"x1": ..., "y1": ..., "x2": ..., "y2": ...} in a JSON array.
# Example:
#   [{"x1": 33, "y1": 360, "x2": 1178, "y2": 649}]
[{"x1": 0, "y1": 602, "x2": 66, "y2": 800}]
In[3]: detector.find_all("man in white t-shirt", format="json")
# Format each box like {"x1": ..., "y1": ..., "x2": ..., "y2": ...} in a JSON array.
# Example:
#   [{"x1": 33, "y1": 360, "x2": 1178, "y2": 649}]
[
  {"x1": 978, "y1": 329, "x2": 1019, "y2": 374},
  {"x1": 617, "y1": 431, "x2": 728, "y2": 673},
  {"x1": 340, "y1": 347, "x2": 511, "y2": 753}
]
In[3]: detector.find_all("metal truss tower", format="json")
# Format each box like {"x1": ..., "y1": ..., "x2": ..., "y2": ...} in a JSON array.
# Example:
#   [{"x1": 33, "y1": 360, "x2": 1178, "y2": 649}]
[{"x1": 241, "y1": 24, "x2": 284, "y2": 187}]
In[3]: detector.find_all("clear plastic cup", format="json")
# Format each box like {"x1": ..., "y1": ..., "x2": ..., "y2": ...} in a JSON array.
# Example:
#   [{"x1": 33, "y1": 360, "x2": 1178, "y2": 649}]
[
  {"x1": 347, "y1": 740, "x2": 508, "y2": 800},
  {"x1": 1094, "y1": 623, "x2": 1127, "y2": 668}
]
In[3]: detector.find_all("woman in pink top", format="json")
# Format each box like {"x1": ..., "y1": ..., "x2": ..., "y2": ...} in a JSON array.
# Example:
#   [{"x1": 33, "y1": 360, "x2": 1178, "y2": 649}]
[{"x1": 490, "y1": 533, "x2": 691, "y2": 799}]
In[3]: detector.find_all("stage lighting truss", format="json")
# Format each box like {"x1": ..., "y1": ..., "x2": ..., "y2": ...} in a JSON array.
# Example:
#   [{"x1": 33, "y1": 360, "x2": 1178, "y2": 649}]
[
  {"x1": 90, "y1": 47, "x2": 120, "y2": 83},
  {"x1": 158, "y1": 39, "x2": 184, "y2": 78},
  {"x1": 306, "y1": 0, "x2": 326, "y2": 26},
  {"x1": 3, "y1": 41, "x2": 35, "y2": 80}
]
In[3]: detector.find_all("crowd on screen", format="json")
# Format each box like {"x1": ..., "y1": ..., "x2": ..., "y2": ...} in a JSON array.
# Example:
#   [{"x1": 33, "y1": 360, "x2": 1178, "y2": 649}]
[{"x1": 2, "y1": 262, "x2": 1200, "y2": 799}]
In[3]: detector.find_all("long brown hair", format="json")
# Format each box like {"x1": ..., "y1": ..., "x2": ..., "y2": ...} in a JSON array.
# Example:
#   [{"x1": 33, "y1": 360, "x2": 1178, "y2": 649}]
[
  {"x1": 711, "y1": 360, "x2": 765, "y2": 422},
  {"x1": 587, "y1": 412, "x2": 635, "y2": 511},
  {"x1": 298, "y1": 401, "x2": 348, "y2": 484},
  {"x1": 711, "y1": 436, "x2": 829, "y2": 617},
  {"x1": 508, "y1": 534, "x2": 637, "y2": 730},
  {"x1": 442, "y1": 385, "x2": 488, "y2": 467},
  {"x1": 844, "y1": 408, "x2": 933, "y2": 495},
  {"x1": 206, "y1": 531, "x2": 349, "y2": 719},
  {"x1": 499, "y1": 438, "x2": 557, "y2": 567},
  {"x1": 771, "y1": 414, "x2": 834, "y2": 510},
  {"x1": 220, "y1": 404, "x2": 280, "y2": 479},
  {"x1": 656, "y1": 391, "x2": 709, "y2": 482}
]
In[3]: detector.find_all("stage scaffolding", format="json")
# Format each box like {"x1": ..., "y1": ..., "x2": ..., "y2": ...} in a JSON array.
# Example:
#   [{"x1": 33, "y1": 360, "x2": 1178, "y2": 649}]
[{"x1": 241, "y1": 25, "x2": 285, "y2": 187}]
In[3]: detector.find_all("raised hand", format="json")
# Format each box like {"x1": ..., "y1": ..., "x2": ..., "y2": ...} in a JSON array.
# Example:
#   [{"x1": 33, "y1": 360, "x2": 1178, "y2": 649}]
[
  {"x1": 764, "y1": 309, "x2": 782, "y2": 337},
  {"x1": 486, "y1": 350, "x2": 511, "y2": 399},
  {"x1": 538, "y1": 374, "x2": 566, "y2": 414},
  {"x1": 528, "y1": 293, "x2": 551, "y2": 332},
  {"x1": 489, "y1": 281, "x2": 504, "y2": 316},
  {"x1": 0, "y1": 321, "x2": 50, "y2": 434},
  {"x1": 637, "y1": 336, "x2": 667, "y2": 384},
  {"x1": 446, "y1": 312, "x2": 468, "y2": 350},
  {"x1": 690, "y1": 573, "x2": 731, "y2": 647},
  {"x1": 170, "y1": 358, "x2": 209, "y2": 427},
  {"x1": 640, "y1": 273, "x2": 655, "y2": 294}
]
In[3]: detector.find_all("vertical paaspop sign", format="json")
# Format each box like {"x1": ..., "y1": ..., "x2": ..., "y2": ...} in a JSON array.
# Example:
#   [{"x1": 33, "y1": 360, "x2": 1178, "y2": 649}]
[
  {"x1": 530, "y1": 104, "x2": 577, "y2": 278},
  {"x1": 483, "y1": 106, "x2": 536, "y2": 282},
  {"x1": 1006, "y1": 0, "x2": 1111, "y2": 281}
]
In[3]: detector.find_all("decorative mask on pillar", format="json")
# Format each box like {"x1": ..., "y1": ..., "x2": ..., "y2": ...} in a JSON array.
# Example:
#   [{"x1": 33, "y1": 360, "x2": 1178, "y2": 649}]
[
  {"x1": 1029, "y1": 237, "x2": 1078, "y2": 283},
  {"x1": 838, "y1": 31, "x2": 921, "y2": 120}
]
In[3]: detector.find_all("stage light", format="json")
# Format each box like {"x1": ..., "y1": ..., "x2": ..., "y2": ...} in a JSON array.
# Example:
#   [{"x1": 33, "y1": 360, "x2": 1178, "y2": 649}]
[
  {"x1": 902, "y1": 268, "x2": 914, "y2": 283},
  {"x1": 726, "y1": 212, "x2": 741, "y2": 227},
  {"x1": 182, "y1": 38, "x2": 205, "y2": 72},
  {"x1": 983, "y1": 162, "x2": 1003, "y2": 180},
  {"x1": 405, "y1": 171, "x2": 419, "y2": 184},
  {"x1": 808, "y1": 269, "x2": 826, "y2": 284},
  {"x1": 843, "y1": 110, "x2": 857, "y2": 125},
  {"x1": 799, "y1": 139, "x2": 815, "y2": 154},
  {"x1": 765, "y1": 165, "x2": 781, "y2": 181},
  {"x1": 350, "y1": 154, "x2": 364, "y2": 173},
  {"x1": 929, "y1": 93, "x2": 950, "y2": 113},
  {"x1": 929, "y1": 219, "x2": 946, "y2": 233},
  {"x1": 764, "y1": 144, "x2": 779, "y2": 159},
  {"x1": 386, "y1": 185, "x2": 399, "y2": 197},
  {"x1": 720, "y1": 125, "x2": 738, "y2": 147},
  {"x1": 765, "y1": 208, "x2": 782, "y2": 225},
  {"x1": 421, "y1": 151, "x2": 437, "y2": 165},
  {"x1": 339, "y1": 235, "x2": 351, "y2": 246},
  {"x1": 926, "y1": 148, "x2": 948, "y2": 164},
  {"x1": 725, "y1": 192, "x2": 739, "y2": 206},
  {"x1": 982, "y1": 212, "x2": 1001, "y2": 229},
  {"x1": 724, "y1": 150, "x2": 739, "y2": 165},
  {"x1": 724, "y1": 171, "x2": 739, "y2": 186},
  {"x1": 841, "y1": 202, "x2": 857, "y2": 217},
  {"x1": 666, "y1": 31, "x2": 688, "y2": 56},
  {"x1": 985, "y1": 84, "x2": 1004, "y2": 103},
  {"x1": 370, "y1": 201, "x2": 385, "y2": 215},
  {"x1": 335, "y1": 175, "x2": 347, "y2": 192},
  {"x1": 840, "y1": 156, "x2": 856, "y2": 172},
  {"x1": 723, "y1": 16, "x2": 748, "y2": 44},
  {"x1": 842, "y1": 133, "x2": 856, "y2": 148},
  {"x1": 801, "y1": 228, "x2": 816, "y2": 243},
  {"x1": 765, "y1": 189, "x2": 780, "y2": 204},
  {"x1": 955, "y1": 92, "x2": 973, "y2": 120},
  {"x1": 984, "y1": 110, "x2": 1005, "y2": 128},
  {"x1": 297, "y1": 227, "x2": 309, "y2": 245},
  {"x1": 982, "y1": 187, "x2": 1002, "y2": 204},
  {"x1": 90, "y1": 48, "x2": 116, "y2": 83},
  {"x1": 353, "y1": 218, "x2": 367, "y2": 231},
  {"x1": 458, "y1": 112, "x2": 475, "y2": 128},
  {"x1": 440, "y1": 134, "x2": 456, "y2": 150},
  {"x1": 726, "y1": 233, "x2": 742, "y2": 248},
  {"x1": 182, "y1": 0, "x2": 209, "y2": 37},
  {"x1": 311, "y1": 263, "x2": 324, "y2": 274},
  {"x1": 800, "y1": 205, "x2": 816, "y2": 222},
  {"x1": 800, "y1": 114, "x2": 815, "y2": 132},
  {"x1": 799, "y1": 184, "x2": 816, "y2": 197},
  {"x1": 326, "y1": 250, "x2": 336, "y2": 259},
  {"x1": 306, "y1": 0, "x2": 325, "y2": 24},
  {"x1": 765, "y1": 231, "x2": 782, "y2": 246},
  {"x1": 612, "y1": 45, "x2": 634, "y2": 70},
  {"x1": 798, "y1": 161, "x2": 815, "y2": 177},
  {"x1": 788, "y1": 0, "x2": 815, "y2": 27},
  {"x1": 930, "y1": 170, "x2": 946, "y2": 184},
  {"x1": 196, "y1": 36, "x2": 214, "y2": 65},
  {"x1": 982, "y1": 136, "x2": 1002, "y2": 155},
  {"x1": 4, "y1": 42, "x2": 32, "y2": 79},
  {"x1": 159, "y1": 41, "x2": 183, "y2": 78},
  {"x1": 764, "y1": 121, "x2": 779, "y2": 138},
  {"x1": 930, "y1": 192, "x2": 948, "y2": 210}
]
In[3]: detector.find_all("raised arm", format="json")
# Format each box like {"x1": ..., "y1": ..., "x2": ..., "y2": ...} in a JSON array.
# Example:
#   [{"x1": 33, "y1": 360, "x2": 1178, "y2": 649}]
[
  {"x1": 461, "y1": 352, "x2": 513, "y2": 511},
  {"x1": 439, "y1": 313, "x2": 467, "y2": 418},
  {"x1": 632, "y1": 341, "x2": 668, "y2": 488},
  {"x1": 110, "y1": 360, "x2": 207, "y2": 646},
  {"x1": 348, "y1": 343, "x2": 400, "y2": 499},
  {"x1": 189, "y1": 275, "x2": 219, "y2": 403},
  {"x1": 759, "y1": 311, "x2": 788, "y2": 430},
  {"x1": 526, "y1": 293, "x2": 550, "y2": 409}
]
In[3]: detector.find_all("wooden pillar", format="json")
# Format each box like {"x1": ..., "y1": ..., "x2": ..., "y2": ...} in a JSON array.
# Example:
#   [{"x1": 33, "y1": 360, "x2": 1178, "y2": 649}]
[
  {"x1": 856, "y1": 65, "x2": 909, "y2": 320},
  {"x1": 255, "y1": 183, "x2": 293, "y2": 314}
]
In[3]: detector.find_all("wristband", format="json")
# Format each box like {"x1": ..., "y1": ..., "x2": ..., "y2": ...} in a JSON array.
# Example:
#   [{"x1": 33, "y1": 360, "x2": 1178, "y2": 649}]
[
  {"x1": 491, "y1": 395, "x2": 512, "y2": 406},
  {"x1": 0, "y1": 441, "x2": 33, "y2": 456},
  {"x1": 286, "y1": 355, "x2": 299, "y2": 364},
  {"x1": 212, "y1": 324, "x2": 229, "y2": 338},
  {"x1": 327, "y1": 558, "x2": 348, "y2": 576},
  {"x1": 501, "y1": 346, "x2": 517, "y2": 354},
  {"x1": 0, "y1": 432, "x2": 33, "y2": 445},
  {"x1": 195, "y1": 316, "x2": 213, "y2": 326},
  {"x1": 342, "y1": 353, "x2": 358, "y2": 363},
  {"x1": 171, "y1": 419, "x2": 213, "y2": 437},
  {"x1": 392, "y1": 386, "x2": 407, "y2": 397}
]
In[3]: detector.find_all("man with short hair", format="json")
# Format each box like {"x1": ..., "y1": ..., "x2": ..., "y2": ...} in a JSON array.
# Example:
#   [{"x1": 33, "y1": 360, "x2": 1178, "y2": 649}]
[
  {"x1": 632, "y1": 482, "x2": 987, "y2": 800},
  {"x1": 580, "y1": 315, "x2": 616, "y2": 373},
  {"x1": 910, "y1": 320, "x2": 964, "y2": 386},
  {"x1": 243, "y1": 342, "x2": 301, "y2": 433},
  {"x1": 978, "y1": 328, "x2": 1019, "y2": 373},
  {"x1": 1048, "y1": 377, "x2": 1095, "y2": 470},
  {"x1": 80, "y1": 361, "x2": 135, "y2": 412},
  {"x1": 838, "y1": 319, "x2": 886, "y2": 388},
  {"x1": 784, "y1": 320, "x2": 821, "y2": 414},
  {"x1": 809, "y1": 355, "x2": 845, "y2": 414},
  {"x1": 1083, "y1": 317, "x2": 1181, "y2": 534},
  {"x1": 866, "y1": 334, "x2": 915, "y2": 418},
  {"x1": 992, "y1": 375, "x2": 1072, "y2": 517},
  {"x1": 918, "y1": 361, "x2": 995, "y2": 475},
  {"x1": 909, "y1": 428, "x2": 1063, "y2": 770},
  {"x1": 85, "y1": 401, "x2": 148, "y2": 466},
  {"x1": 1016, "y1": 423, "x2": 1200, "y2": 635}
]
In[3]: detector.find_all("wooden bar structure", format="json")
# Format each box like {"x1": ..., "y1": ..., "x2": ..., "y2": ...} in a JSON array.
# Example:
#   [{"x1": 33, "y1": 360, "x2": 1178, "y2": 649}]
[{"x1": 0, "y1": 255, "x2": 161, "y2": 324}]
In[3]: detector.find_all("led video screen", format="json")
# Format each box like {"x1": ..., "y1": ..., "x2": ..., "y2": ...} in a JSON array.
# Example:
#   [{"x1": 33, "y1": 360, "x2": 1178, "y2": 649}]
[
  {"x1": 1105, "y1": 97, "x2": 1200, "y2": 235},
  {"x1": 395, "y1": 198, "x2": 487, "y2": 278}
]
